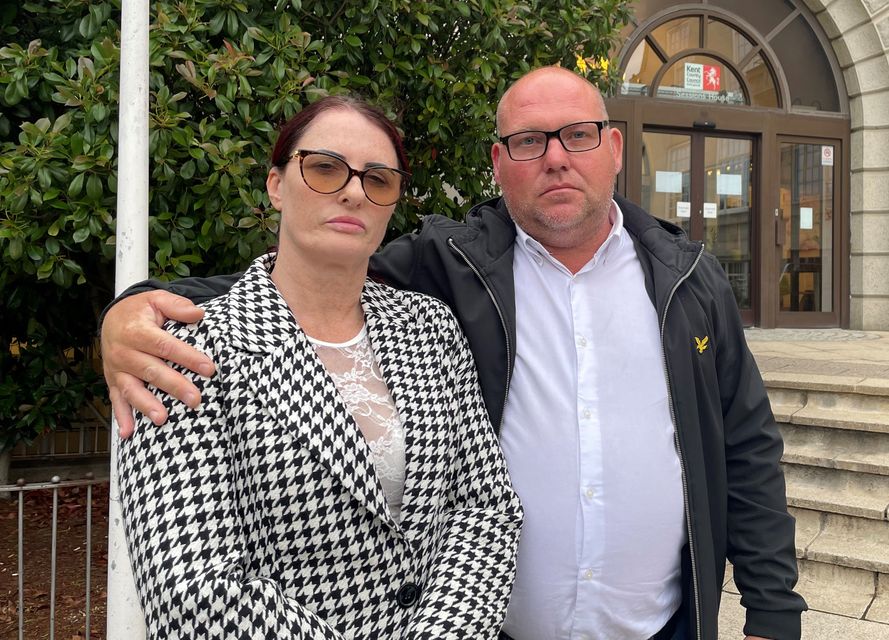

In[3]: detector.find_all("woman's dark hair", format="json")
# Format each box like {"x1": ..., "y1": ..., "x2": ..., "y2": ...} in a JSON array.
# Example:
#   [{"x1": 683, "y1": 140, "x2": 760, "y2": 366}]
[{"x1": 270, "y1": 96, "x2": 410, "y2": 173}]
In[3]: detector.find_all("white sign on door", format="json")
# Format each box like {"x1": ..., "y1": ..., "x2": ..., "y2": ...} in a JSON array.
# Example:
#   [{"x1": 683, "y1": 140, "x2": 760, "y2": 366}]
[
  {"x1": 703, "y1": 202, "x2": 718, "y2": 219},
  {"x1": 821, "y1": 145, "x2": 834, "y2": 166},
  {"x1": 655, "y1": 171, "x2": 683, "y2": 194},
  {"x1": 800, "y1": 207, "x2": 814, "y2": 230},
  {"x1": 716, "y1": 174, "x2": 743, "y2": 196}
]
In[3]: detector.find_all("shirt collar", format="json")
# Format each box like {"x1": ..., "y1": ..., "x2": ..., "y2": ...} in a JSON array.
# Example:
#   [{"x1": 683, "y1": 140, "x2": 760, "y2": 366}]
[{"x1": 514, "y1": 199, "x2": 626, "y2": 274}]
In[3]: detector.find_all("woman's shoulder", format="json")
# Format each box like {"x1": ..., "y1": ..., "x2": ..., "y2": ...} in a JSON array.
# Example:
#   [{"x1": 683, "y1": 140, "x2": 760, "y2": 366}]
[
  {"x1": 163, "y1": 253, "x2": 285, "y2": 350},
  {"x1": 160, "y1": 294, "x2": 230, "y2": 352},
  {"x1": 363, "y1": 279, "x2": 460, "y2": 331}
]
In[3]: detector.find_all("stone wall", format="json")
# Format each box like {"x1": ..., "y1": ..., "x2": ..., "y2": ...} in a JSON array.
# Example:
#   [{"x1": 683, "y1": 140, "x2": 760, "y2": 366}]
[{"x1": 805, "y1": 0, "x2": 889, "y2": 329}]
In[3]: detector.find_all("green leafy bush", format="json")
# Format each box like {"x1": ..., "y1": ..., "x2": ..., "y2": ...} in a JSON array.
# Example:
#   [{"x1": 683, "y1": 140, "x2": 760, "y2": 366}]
[{"x1": 0, "y1": 0, "x2": 630, "y2": 454}]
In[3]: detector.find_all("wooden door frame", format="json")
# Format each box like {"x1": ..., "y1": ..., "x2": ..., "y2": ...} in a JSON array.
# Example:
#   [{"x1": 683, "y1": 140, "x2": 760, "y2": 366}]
[{"x1": 773, "y1": 134, "x2": 845, "y2": 328}]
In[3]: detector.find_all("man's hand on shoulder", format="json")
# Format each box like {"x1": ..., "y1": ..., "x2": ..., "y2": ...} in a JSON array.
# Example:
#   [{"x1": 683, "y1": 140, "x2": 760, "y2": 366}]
[{"x1": 101, "y1": 290, "x2": 214, "y2": 437}]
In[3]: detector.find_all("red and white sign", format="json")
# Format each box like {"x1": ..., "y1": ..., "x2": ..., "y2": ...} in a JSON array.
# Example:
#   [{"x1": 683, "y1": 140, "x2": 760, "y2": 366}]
[
  {"x1": 703, "y1": 65, "x2": 721, "y2": 91},
  {"x1": 821, "y1": 145, "x2": 834, "y2": 166}
]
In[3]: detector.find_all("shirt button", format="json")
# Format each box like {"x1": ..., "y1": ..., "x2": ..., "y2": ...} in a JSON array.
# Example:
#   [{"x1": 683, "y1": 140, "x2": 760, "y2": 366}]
[
  {"x1": 583, "y1": 568, "x2": 594, "y2": 580},
  {"x1": 582, "y1": 408, "x2": 591, "y2": 419},
  {"x1": 585, "y1": 487, "x2": 595, "y2": 499},
  {"x1": 577, "y1": 336, "x2": 587, "y2": 347}
]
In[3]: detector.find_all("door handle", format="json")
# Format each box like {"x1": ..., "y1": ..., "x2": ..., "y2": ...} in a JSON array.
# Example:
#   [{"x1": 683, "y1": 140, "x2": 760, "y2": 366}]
[{"x1": 775, "y1": 208, "x2": 786, "y2": 246}]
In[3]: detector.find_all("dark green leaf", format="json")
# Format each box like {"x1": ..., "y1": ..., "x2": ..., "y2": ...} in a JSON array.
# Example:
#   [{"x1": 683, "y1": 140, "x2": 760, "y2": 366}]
[
  {"x1": 8, "y1": 237, "x2": 23, "y2": 260},
  {"x1": 85, "y1": 175, "x2": 102, "y2": 200}
]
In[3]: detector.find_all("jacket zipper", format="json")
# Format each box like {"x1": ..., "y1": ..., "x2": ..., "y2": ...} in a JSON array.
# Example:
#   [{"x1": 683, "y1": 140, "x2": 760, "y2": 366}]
[
  {"x1": 447, "y1": 237, "x2": 512, "y2": 433},
  {"x1": 660, "y1": 243, "x2": 705, "y2": 640}
]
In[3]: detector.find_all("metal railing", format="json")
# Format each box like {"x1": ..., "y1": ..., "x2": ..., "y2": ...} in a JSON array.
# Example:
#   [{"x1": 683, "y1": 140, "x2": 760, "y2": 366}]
[
  {"x1": 9, "y1": 423, "x2": 110, "y2": 459},
  {"x1": 10, "y1": 403, "x2": 111, "y2": 460},
  {"x1": 3, "y1": 474, "x2": 108, "y2": 640}
]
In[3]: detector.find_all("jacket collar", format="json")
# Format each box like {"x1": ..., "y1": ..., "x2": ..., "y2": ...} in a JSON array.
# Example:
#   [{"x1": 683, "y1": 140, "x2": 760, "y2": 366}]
[
  {"x1": 223, "y1": 253, "x2": 410, "y2": 355},
  {"x1": 616, "y1": 194, "x2": 702, "y2": 274},
  {"x1": 615, "y1": 194, "x2": 705, "y2": 318}
]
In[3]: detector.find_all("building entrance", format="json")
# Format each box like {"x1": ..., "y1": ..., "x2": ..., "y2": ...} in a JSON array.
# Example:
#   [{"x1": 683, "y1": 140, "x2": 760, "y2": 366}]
[{"x1": 606, "y1": 0, "x2": 850, "y2": 327}]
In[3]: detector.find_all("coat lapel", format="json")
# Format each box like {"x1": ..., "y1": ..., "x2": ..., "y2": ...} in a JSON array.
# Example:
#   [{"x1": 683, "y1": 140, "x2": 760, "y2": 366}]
[
  {"x1": 362, "y1": 283, "x2": 447, "y2": 534},
  {"x1": 225, "y1": 255, "x2": 391, "y2": 526}
]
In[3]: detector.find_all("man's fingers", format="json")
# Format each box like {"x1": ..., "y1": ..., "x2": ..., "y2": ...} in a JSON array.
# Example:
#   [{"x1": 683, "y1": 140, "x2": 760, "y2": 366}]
[
  {"x1": 117, "y1": 371, "x2": 173, "y2": 423},
  {"x1": 101, "y1": 290, "x2": 212, "y2": 426},
  {"x1": 149, "y1": 326, "x2": 215, "y2": 377},
  {"x1": 110, "y1": 387, "x2": 136, "y2": 438},
  {"x1": 150, "y1": 290, "x2": 205, "y2": 324},
  {"x1": 102, "y1": 291, "x2": 216, "y2": 378},
  {"x1": 142, "y1": 292, "x2": 214, "y2": 376},
  {"x1": 117, "y1": 349, "x2": 203, "y2": 408}
]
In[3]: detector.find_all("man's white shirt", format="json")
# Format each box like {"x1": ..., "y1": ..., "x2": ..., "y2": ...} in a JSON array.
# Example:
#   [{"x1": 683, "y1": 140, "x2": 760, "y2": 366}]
[{"x1": 500, "y1": 201, "x2": 686, "y2": 640}]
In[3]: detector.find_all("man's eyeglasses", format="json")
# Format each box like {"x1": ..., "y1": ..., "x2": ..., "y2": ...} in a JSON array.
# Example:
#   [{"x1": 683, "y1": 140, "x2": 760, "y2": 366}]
[
  {"x1": 290, "y1": 150, "x2": 411, "y2": 206},
  {"x1": 498, "y1": 120, "x2": 609, "y2": 161}
]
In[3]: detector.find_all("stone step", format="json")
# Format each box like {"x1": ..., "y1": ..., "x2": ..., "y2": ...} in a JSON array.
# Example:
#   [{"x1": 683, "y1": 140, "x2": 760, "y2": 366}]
[
  {"x1": 781, "y1": 423, "x2": 889, "y2": 477},
  {"x1": 762, "y1": 371, "x2": 889, "y2": 399},
  {"x1": 767, "y1": 385, "x2": 889, "y2": 434},
  {"x1": 792, "y1": 506, "x2": 889, "y2": 575},
  {"x1": 784, "y1": 463, "x2": 889, "y2": 520}
]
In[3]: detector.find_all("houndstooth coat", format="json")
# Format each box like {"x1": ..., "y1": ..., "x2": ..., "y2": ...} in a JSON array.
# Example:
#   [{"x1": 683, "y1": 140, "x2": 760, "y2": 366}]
[{"x1": 118, "y1": 253, "x2": 523, "y2": 640}]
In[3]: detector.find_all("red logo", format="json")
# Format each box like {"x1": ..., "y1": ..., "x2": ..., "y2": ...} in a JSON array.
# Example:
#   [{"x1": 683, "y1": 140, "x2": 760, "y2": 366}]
[{"x1": 703, "y1": 65, "x2": 721, "y2": 91}]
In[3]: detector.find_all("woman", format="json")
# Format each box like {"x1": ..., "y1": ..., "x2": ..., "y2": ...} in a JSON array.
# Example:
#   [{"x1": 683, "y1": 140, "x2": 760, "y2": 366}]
[{"x1": 118, "y1": 96, "x2": 522, "y2": 639}]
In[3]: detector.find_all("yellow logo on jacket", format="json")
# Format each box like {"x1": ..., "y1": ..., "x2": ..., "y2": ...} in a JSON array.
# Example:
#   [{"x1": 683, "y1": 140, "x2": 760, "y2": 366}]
[{"x1": 694, "y1": 336, "x2": 710, "y2": 354}]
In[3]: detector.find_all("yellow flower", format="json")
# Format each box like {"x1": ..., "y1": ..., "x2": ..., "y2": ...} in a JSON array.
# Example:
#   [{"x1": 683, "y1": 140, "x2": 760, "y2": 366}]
[
  {"x1": 575, "y1": 54, "x2": 588, "y2": 75},
  {"x1": 597, "y1": 57, "x2": 610, "y2": 72}
]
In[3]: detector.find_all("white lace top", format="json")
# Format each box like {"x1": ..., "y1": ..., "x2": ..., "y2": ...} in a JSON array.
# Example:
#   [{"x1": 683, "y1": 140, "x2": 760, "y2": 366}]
[{"x1": 308, "y1": 326, "x2": 406, "y2": 522}]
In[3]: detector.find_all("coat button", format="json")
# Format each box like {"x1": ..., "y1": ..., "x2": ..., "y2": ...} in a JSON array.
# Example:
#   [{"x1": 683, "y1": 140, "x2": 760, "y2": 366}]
[{"x1": 395, "y1": 582, "x2": 421, "y2": 608}]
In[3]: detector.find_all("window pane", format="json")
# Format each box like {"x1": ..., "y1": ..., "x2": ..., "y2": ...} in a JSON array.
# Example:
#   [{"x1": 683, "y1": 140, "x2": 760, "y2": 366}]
[
  {"x1": 705, "y1": 137, "x2": 753, "y2": 310},
  {"x1": 651, "y1": 17, "x2": 700, "y2": 58},
  {"x1": 706, "y1": 19, "x2": 753, "y2": 65},
  {"x1": 621, "y1": 39, "x2": 663, "y2": 98},
  {"x1": 778, "y1": 143, "x2": 834, "y2": 312},
  {"x1": 657, "y1": 56, "x2": 745, "y2": 105},
  {"x1": 707, "y1": 0, "x2": 796, "y2": 38},
  {"x1": 771, "y1": 15, "x2": 840, "y2": 112},
  {"x1": 642, "y1": 132, "x2": 691, "y2": 236},
  {"x1": 743, "y1": 53, "x2": 779, "y2": 108}
]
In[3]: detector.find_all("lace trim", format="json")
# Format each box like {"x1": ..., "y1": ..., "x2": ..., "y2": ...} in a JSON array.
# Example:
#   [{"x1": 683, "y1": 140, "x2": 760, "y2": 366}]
[{"x1": 312, "y1": 334, "x2": 406, "y2": 519}]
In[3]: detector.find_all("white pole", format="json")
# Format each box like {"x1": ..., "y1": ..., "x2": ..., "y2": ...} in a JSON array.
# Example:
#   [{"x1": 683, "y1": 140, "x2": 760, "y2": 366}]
[{"x1": 107, "y1": 0, "x2": 149, "y2": 636}]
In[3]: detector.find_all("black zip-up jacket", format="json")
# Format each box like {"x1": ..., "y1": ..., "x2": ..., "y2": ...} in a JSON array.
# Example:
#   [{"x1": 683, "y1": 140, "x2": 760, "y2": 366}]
[{"x1": 114, "y1": 194, "x2": 806, "y2": 639}]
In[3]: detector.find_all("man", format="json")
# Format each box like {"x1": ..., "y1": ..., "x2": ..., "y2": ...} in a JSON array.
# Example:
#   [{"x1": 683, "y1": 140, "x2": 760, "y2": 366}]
[{"x1": 102, "y1": 67, "x2": 805, "y2": 639}]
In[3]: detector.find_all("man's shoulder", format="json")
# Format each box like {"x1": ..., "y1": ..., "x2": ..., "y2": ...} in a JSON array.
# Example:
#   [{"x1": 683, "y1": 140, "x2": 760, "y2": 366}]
[{"x1": 415, "y1": 197, "x2": 510, "y2": 239}]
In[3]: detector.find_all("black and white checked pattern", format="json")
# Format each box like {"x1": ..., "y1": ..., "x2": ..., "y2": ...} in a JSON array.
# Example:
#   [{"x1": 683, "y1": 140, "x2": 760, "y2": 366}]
[{"x1": 119, "y1": 253, "x2": 523, "y2": 639}]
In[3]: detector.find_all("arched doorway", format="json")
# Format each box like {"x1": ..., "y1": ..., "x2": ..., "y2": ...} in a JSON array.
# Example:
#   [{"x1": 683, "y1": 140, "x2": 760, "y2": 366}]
[{"x1": 607, "y1": 0, "x2": 851, "y2": 327}]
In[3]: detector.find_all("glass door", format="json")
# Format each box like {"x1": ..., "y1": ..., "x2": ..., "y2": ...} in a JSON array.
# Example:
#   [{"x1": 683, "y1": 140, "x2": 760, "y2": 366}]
[
  {"x1": 704, "y1": 137, "x2": 754, "y2": 313},
  {"x1": 776, "y1": 139, "x2": 839, "y2": 325},
  {"x1": 642, "y1": 130, "x2": 755, "y2": 323}
]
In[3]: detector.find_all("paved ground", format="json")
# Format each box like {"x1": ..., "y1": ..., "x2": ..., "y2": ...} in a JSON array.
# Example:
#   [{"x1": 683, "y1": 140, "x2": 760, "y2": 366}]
[
  {"x1": 746, "y1": 328, "x2": 889, "y2": 382},
  {"x1": 719, "y1": 591, "x2": 889, "y2": 639}
]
